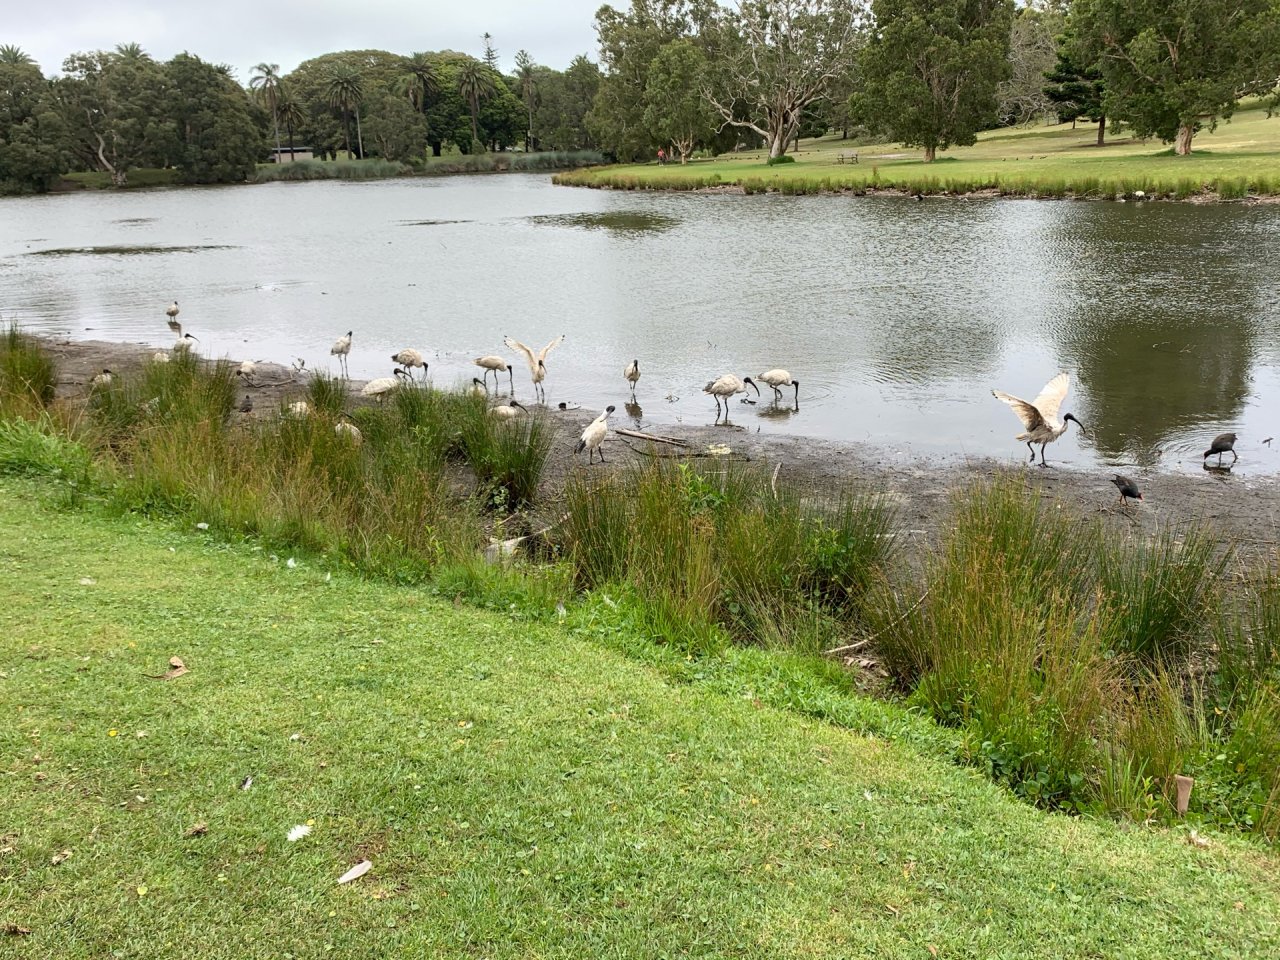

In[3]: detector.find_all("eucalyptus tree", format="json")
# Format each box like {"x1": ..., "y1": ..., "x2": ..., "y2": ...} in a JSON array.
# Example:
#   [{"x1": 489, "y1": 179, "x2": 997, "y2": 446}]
[
  {"x1": 325, "y1": 64, "x2": 365, "y2": 158},
  {"x1": 642, "y1": 39, "x2": 716, "y2": 161},
  {"x1": 456, "y1": 59, "x2": 496, "y2": 149},
  {"x1": 249, "y1": 62, "x2": 284, "y2": 158},
  {"x1": 701, "y1": 0, "x2": 866, "y2": 159},
  {"x1": 857, "y1": 0, "x2": 1014, "y2": 162},
  {"x1": 1072, "y1": 0, "x2": 1280, "y2": 155}
]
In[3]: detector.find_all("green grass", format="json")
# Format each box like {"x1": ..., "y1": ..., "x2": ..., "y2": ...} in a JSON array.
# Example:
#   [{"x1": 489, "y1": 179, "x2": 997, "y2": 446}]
[
  {"x1": 60, "y1": 168, "x2": 181, "y2": 190},
  {"x1": 2, "y1": 484, "x2": 1279, "y2": 957},
  {"x1": 558, "y1": 104, "x2": 1280, "y2": 199}
]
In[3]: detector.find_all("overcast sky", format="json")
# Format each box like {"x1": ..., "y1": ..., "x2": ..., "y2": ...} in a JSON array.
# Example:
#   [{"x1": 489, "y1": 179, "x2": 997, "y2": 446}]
[{"x1": 9, "y1": 0, "x2": 605, "y2": 80}]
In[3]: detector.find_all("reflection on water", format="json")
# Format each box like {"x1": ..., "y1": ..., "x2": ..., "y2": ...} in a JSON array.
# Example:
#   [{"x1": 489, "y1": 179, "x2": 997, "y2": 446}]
[{"x1": 1, "y1": 175, "x2": 1278, "y2": 474}]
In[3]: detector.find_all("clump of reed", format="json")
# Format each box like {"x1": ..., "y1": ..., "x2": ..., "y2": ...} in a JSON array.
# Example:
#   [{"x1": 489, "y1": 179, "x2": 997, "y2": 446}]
[
  {"x1": 0, "y1": 324, "x2": 57, "y2": 415},
  {"x1": 561, "y1": 459, "x2": 893, "y2": 652},
  {"x1": 90, "y1": 349, "x2": 237, "y2": 443},
  {"x1": 254, "y1": 159, "x2": 413, "y2": 183},
  {"x1": 457, "y1": 401, "x2": 553, "y2": 510}
]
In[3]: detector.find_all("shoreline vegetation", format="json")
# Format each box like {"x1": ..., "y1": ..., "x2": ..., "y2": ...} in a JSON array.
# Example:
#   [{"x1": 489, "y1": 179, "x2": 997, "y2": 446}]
[
  {"x1": 53, "y1": 150, "x2": 605, "y2": 192},
  {"x1": 554, "y1": 105, "x2": 1280, "y2": 202},
  {"x1": 3, "y1": 328, "x2": 1279, "y2": 854}
]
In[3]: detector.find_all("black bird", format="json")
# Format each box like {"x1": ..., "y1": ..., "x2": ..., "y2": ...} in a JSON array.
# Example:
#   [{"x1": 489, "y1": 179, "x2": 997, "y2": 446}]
[
  {"x1": 1112, "y1": 474, "x2": 1142, "y2": 508},
  {"x1": 1203, "y1": 432, "x2": 1238, "y2": 466},
  {"x1": 239, "y1": 394, "x2": 253, "y2": 414}
]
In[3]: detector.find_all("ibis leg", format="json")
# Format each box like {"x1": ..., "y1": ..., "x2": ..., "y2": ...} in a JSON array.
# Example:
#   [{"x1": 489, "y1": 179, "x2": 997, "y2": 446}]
[{"x1": 1026, "y1": 441, "x2": 1035, "y2": 462}]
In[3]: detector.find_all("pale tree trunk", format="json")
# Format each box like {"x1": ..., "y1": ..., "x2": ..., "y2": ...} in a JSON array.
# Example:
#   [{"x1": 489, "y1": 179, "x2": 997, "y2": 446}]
[
  {"x1": 923, "y1": 144, "x2": 937, "y2": 163},
  {"x1": 768, "y1": 128, "x2": 787, "y2": 159},
  {"x1": 1096, "y1": 116, "x2": 1105, "y2": 147},
  {"x1": 356, "y1": 108, "x2": 364, "y2": 159},
  {"x1": 1175, "y1": 123, "x2": 1194, "y2": 155}
]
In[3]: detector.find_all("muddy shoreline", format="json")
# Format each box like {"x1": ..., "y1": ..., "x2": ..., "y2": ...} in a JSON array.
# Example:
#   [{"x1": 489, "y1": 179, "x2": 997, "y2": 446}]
[{"x1": 40, "y1": 336, "x2": 1280, "y2": 565}]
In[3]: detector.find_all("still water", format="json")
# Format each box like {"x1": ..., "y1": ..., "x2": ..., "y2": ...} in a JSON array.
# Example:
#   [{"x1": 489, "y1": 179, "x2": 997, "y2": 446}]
[{"x1": 2, "y1": 174, "x2": 1279, "y2": 472}]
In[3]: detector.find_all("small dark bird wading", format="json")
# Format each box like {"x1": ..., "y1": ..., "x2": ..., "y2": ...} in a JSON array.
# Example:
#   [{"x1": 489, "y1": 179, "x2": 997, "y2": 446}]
[
  {"x1": 1203, "y1": 432, "x2": 1238, "y2": 466},
  {"x1": 1111, "y1": 474, "x2": 1142, "y2": 509}
]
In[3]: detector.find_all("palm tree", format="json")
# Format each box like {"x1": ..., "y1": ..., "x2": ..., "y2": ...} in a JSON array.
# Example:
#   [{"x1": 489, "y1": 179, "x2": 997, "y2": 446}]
[
  {"x1": 326, "y1": 65, "x2": 365, "y2": 159},
  {"x1": 114, "y1": 42, "x2": 149, "y2": 62},
  {"x1": 250, "y1": 63, "x2": 284, "y2": 161},
  {"x1": 456, "y1": 60, "x2": 496, "y2": 150},
  {"x1": 399, "y1": 52, "x2": 439, "y2": 117},
  {"x1": 0, "y1": 45, "x2": 34, "y2": 66},
  {"x1": 277, "y1": 94, "x2": 305, "y2": 162},
  {"x1": 514, "y1": 50, "x2": 537, "y2": 151}
]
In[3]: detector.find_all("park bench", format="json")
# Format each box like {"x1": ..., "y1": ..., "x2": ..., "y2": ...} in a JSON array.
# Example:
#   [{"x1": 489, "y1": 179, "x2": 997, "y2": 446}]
[{"x1": 835, "y1": 151, "x2": 859, "y2": 164}]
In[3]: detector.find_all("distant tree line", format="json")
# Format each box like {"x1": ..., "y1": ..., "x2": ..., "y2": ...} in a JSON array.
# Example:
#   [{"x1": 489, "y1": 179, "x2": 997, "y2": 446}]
[
  {"x1": 585, "y1": 0, "x2": 1280, "y2": 163},
  {"x1": 3, "y1": 0, "x2": 1279, "y2": 193}
]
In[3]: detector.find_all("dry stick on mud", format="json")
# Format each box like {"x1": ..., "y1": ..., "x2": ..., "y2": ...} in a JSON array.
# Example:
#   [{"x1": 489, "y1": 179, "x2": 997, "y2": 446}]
[{"x1": 824, "y1": 587, "x2": 933, "y2": 656}]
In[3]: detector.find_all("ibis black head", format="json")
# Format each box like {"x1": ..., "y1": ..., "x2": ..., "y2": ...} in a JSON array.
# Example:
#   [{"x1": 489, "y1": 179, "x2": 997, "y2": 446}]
[
  {"x1": 472, "y1": 377, "x2": 484, "y2": 386},
  {"x1": 743, "y1": 376, "x2": 760, "y2": 397},
  {"x1": 346, "y1": 330, "x2": 352, "y2": 337},
  {"x1": 511, "y1": 399, "x2": 526, "y2": 410},
  {"x1": 103, "y1": 368, "x2": 112, "y2": 374},
  {"x1": 605, "y1": 405, "x2": 616, "y2": 414},
  {"x1": 1063, "y1": 413, "x2": 1081, "y2": 427},
  {"x1": 184, "y1": 333, "x2": 200, "y2": 342},
  {"x1": 506, "y1": 364, "x2": 513, "y2": 373},
  {"x1": 393, "y1": 367, "x2": 408, "y2": 378},
  {"x1": 538, "y1": 359, "x2": 546, "y2": 370}
]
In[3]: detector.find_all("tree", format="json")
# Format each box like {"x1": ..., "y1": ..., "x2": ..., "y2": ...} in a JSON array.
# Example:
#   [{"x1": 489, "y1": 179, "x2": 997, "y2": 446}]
[
  {"x1": 1073, "y1": 0, "x2": 1280, "y2": 155},
  {"x1": 0, "y1": 54, "x2": 66, "y2": 192},
  {"x1": 857, "y1": 0, "x2": 1014, "y2": 162},
  {"x1": 277, "y1": 93, "x2": 304, "y2": 159},
  {"x1": 514, "y1": 49, "x2": 537, "y2": 150},
  {"x1": 54, "y1": 48, "x2": 177, "y2": 185},
  {"x1": 399, "y1": 52, "x2": 439, "y2": 121},
  {"x1": 0, "y1": 45, "x2": 35, "y2": 66},
  {"x1": 1043, "y1": 31, "x2": 1106, "y2": 145},
  {"x1": 249, "y1": 62, "x2": 284, "y2": 158},
  {"x1": 166, "y1": 52, "x2": 265, "y2": 183},
  {"x1": 326, "y1": 64, "x2": 365, "y2": 158},
  {"x1": 643, "y1": 40, "x2": 717, "y2": 161},
  {"x1": 702, "y1": 0, "x2": 865, "y2": 159},
  {"x1": 482, "y1": 33, "x2": 500, "y2": 71},
  {"x1": 996, "y1": 3, "x2": 1063, "y2": 125},
  {"x1": 456, "y1": 59, "x2": 496, "y2": 149}
]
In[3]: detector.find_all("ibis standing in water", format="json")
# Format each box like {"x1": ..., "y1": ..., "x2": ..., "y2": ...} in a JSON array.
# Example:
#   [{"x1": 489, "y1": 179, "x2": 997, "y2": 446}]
[
  {"x1": 391, "y1": 348, "x2": 428, "y2": 381},
  {"x1": 576, "y1": 406, "x2": 615, "y2": 464},
  {"x1": 757, "y1": 369, "x2": 799, "y2": 404},
  {"x1": 166, "y1": 301, "x2": 180, "y2": 333},
  {"x1": 624, "y1": 359, "x2": 640, "y2": 395},
  {"x1": 703, "y1": 374, "x2": 759, "y2": 421},
  {"x1": 1112, "y1": 474, "x2": 1143, "y2": 509},
  {"x1": 330, "y1": 331, "x2": 352, "y2": 378},
  {"x1": 474, "y1": 355, "x2": 514, "y2": 392},
  {"x1": 505, "y1": 335, "x2": 565, "y2": 403},
  {"x1": 992, "y1": 372, "x2": 1085, "y2": 466},
  {"x1": 1204, "y1": 432, "x2": 1238, "y2": 466}
]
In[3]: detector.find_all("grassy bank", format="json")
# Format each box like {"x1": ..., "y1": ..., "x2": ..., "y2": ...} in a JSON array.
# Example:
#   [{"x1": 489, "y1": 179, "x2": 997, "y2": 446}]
[
  {"x1": 2, "y1": 329, "x2": 1279, "y2": 848},
  {"x1": 556, "y1": 105, "x2": 1280, "y2": 200},
  {"x1": 3, "y1": 486, "x2": 1280, "y2": 957}
]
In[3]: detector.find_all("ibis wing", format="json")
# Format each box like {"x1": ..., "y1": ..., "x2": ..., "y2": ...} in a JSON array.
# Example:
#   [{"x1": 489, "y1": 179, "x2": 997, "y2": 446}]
[
  {"x1": 503, "y1": 337, "x2": 537, "y2": 373},
  {"x1": 1031, "y1": 373, "x2": 1070, "y2": 423},
  {"x1": 992, "y1": 391, "x2": 1045, "y2": 431},
  {"x1": 537, "y1": 335, "x2": 565, "y2": 363}
]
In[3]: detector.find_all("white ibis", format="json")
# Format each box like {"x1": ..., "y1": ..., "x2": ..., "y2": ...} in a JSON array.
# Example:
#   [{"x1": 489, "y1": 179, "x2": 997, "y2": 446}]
[
  {"x1": 475, "y1": 355, "x2": 514, "y2": 392},
  {"x1": 575, "y1": 406, "x2": 615, "y2": 464},
  {"x1": 330, "y1": 331, "x2": 352, "y2": 378},
  {"x1": 89, "y1": 369, "x2": 113, "y2": 388},
  {"x1": 173, "y1": 333, "x2": 199, "y2": 353},
  {"x1": 489, "y1": 399, "x2": 527, "y2": 421},
  {"x1": 468, "y1": 377, "x2": 488, "y2": 398},
  {"x1": 757, "y1": 369, "x2": 799, "y2": 403},
  {"x1": 287, "y1": 400, "x2": 311, "y2": 417},
  {"x1": 992, "y1": 372, "x2": 1085, "y2": 466},
  {"x1": 391, "y1": 348, "x2": 427, "y2": 381},
  {"x1": 361, "y1": 368, "x2": 409, "y2": 401},
  {"x1": 334, "y1": 420, "x2": 363, "y2": 443},
  {"x1": 166, "y1": 301, "x2": 180, "y2": 333},
  {"x1": 504, "y1": 335, "x2": 565, "y2": 403},
  {"x1": 624, "y1": 359, "x2": 640, "y2": 395},
  {"x1": 703, "y1": 374, "x2": 758, "y2": 420}
]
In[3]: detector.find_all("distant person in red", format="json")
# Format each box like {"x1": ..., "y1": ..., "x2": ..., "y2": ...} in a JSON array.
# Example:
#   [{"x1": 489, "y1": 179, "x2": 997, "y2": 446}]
[{"x1": 657, "y1": 148, "x2": 666, "y2": 165}]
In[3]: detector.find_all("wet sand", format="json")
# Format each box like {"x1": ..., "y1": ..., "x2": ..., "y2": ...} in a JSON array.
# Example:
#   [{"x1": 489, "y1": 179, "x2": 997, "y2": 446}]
[{"x1": 42, "y1": 337, "x2": 1280, "y2": 566}]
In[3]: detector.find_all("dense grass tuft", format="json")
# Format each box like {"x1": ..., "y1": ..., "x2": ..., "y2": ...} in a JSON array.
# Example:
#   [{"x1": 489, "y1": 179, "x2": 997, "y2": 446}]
[{"x1": 0, "y1": 324, "x2": 57, "y2": 413}]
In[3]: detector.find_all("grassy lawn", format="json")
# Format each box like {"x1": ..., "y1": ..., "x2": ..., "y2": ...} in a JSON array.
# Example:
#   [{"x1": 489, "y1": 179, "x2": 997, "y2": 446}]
[
  {"x1": 558, "y1": 104, "x2": 1280, "y2": 197},
  {"x1": 1, "y1": 482, "x2": 1278, "y2": 957}
]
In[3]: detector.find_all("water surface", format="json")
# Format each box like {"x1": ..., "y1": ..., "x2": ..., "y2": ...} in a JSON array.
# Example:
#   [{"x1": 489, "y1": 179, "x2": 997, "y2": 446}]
[{"x1": 3, "y1": 174, "x2": 1278, "y2": 473}]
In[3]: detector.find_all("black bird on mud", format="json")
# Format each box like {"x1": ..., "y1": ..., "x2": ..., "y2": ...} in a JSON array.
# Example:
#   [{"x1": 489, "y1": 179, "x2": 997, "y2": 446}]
[
  {"x1": 1203, "y1": 433, "x2": 1238, "y2": 466},
  {"x1": 1112, "y1": 474, "x2": 1143, "y2": 508},
  {"x1": 239, "y1": 394, "x2": 253, "y2": 414}
]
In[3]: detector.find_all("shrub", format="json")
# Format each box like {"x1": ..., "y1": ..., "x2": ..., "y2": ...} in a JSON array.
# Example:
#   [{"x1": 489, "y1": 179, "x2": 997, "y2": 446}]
[
  {"x1": 766, "y1": 154, "x2": 796, "y2": 166},
  {"x1": 0, "y1": 324, "x2": 56, "y2": 412}
]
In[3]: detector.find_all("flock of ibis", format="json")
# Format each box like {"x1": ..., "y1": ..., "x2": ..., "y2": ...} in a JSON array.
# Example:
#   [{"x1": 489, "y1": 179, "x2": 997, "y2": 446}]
[{"x1": 119, "y1": 303, "x2": 1245, "y2": 495}]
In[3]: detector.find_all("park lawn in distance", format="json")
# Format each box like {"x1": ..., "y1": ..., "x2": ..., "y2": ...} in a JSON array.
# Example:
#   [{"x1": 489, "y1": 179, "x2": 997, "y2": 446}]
[
  {"x1": 1, "y1": 483, "x2": 1278, "y2": 958},
  {"x1": 559, "y1": 104, "x2": 1280, "y2": 198}
]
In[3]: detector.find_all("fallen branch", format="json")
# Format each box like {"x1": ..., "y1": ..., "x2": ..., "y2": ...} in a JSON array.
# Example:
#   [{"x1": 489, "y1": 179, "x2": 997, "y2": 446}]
[
  {"x1": 615, "y1": 428, "x2": 688, "y2": 447},
  {"x1": 822, "y1": 587, "x2": 932, "y2": 656}
]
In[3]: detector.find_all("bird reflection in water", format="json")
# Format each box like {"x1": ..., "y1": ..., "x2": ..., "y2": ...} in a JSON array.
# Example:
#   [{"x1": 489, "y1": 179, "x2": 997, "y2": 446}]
[
  {"x1": 624, "y1": 400, "x2": 643, "y2": 427},
  {"x1": 756, "y1": 398, "x2": 800, "y2": 421}
]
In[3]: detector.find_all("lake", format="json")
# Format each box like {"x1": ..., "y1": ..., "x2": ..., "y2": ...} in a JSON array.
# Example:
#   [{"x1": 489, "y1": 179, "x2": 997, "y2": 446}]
[{"x1": 2, "y1": 173, "x2": 1279, "y2": 473}]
